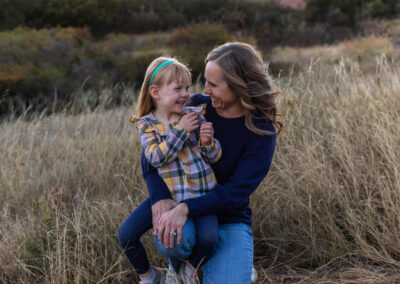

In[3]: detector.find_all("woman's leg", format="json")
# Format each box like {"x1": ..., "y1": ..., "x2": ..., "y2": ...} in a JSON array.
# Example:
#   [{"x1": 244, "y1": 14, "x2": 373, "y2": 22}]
[
  {"x1": 153, "y1": 218, "x2": 197, "y2": 271},
  {"x1": 188, "y1": 214, "x2": 218, "y2": 268},
  {"x1": 202, "y1": 223, "x2": 253, "y2": 284},
  {"x1": 117, "y1": 198, "x2": 153, "y2": 274}
]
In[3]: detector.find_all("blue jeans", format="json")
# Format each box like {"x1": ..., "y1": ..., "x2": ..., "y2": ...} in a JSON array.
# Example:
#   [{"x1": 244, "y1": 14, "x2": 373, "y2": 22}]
[
  {"x1": 156, "y1": 222, "x2": 253, "y2": 284},
  {"x1": 117, "y1": 198, "x2": 153, "y2": 274},
  {"x1": 118, "y1": 198, "x2": 218, "y2": 274},
  {"x1": 154, "y1": 215, "x2": 218, "y2": 271},
  {"x1": 203, "y1": 223, "x2": 253, "y2": 284}
]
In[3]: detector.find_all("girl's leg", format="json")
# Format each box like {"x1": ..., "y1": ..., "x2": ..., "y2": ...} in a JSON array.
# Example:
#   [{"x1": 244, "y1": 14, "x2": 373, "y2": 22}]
[
  {"x1": 117, "y1": 198, "x2": 153, "y2": 274},
  {"x1": 153, "y1": 218, "x2": 197, "y2": 272},
  {"x1": 202, "y1": 223, "x2": 253, "y2": 284},
  {"x1": 187, "y1": 214, "x2": 218, "y2": 268}
]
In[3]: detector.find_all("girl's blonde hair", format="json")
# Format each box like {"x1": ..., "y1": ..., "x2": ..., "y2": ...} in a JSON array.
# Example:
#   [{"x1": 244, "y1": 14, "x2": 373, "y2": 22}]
[
  {"x1": 135, "y1": 57, "x2": 192, "y2": 118},
  {"x1": 206, "y1": 42, "x2": 283, "y2": 135}
]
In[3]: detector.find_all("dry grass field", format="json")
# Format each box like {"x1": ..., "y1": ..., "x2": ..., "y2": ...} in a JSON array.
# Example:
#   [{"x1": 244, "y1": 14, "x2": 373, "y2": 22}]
[{"x1": 1, "y1": 45, "x2": 400, "y2": 283}]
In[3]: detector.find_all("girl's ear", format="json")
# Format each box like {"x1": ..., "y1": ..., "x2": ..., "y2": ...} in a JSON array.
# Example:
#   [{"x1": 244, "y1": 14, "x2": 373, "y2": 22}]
[{"x1": 149, "y1": 85, "x2": 160, "y2": 100}]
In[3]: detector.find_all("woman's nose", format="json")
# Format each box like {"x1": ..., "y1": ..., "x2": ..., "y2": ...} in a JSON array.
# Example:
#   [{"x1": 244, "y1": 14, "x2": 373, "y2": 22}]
[{"x1": 204, "y1": 82, "x2": 210, "y2": 94}]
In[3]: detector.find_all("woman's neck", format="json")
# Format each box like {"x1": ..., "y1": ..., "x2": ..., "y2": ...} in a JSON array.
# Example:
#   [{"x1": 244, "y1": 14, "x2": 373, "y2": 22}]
[
  {"x1": 152, "y1": 109, "x2": 180, "y2": 124},
  {"x1": 215, "y1": 103, "x2": 246, "y2": 118}
]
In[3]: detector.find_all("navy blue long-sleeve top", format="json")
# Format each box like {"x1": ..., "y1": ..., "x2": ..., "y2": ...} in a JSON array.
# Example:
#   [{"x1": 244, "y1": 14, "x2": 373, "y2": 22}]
[{"x1": 141, "y1": 94, "x2": 276, "y2": 226}]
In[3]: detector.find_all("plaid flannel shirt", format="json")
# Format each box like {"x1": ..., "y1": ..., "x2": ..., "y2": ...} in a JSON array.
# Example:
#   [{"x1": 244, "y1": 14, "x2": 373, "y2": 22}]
[{"x1": 131, "y1": 105, "x2": 222, "y2": 203}]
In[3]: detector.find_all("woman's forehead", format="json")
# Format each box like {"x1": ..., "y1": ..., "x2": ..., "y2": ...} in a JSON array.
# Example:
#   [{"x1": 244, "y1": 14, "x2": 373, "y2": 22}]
[{"x1": 205, "y1": 61, "x2": 223, "y2": 82}]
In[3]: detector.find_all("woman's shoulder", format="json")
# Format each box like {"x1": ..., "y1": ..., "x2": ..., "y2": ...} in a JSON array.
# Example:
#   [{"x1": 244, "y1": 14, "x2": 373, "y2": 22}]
[
  {"x1": 188, "y1": 93, "x2": 211, "y2": 106},
  {"x1": 252, "y1": 118, "x2": 276, "y2": 134}
]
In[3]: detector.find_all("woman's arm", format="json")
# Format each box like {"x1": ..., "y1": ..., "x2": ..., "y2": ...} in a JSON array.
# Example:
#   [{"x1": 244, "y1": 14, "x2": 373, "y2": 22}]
[
  {"x1": 185, "y1": 132, "x2": 276, "y2": 216},
  {"x1": 157, "y1": 131, "x2": 276, "y2": 248}
]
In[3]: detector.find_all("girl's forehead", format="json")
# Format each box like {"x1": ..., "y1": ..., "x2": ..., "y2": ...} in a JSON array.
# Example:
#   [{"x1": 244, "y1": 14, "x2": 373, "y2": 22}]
[{"x1": 168, "y1": 74, "x2": 190, "y2": 85}]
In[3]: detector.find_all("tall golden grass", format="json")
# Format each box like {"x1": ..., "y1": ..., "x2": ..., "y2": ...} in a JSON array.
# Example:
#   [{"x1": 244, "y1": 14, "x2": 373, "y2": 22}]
[{"x1": 1, "y1": 54, "x2": 399, "y2": 283}]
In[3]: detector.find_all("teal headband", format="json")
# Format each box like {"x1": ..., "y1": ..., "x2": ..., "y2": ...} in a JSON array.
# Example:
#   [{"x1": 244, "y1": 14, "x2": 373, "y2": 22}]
[{"x1": 148, "y1": 60, "x2": 176, "y2": 88}]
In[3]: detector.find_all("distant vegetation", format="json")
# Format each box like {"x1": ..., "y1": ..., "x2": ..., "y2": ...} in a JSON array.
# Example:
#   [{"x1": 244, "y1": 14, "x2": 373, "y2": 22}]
[{"x1": 0, "y1": 0, "x2": 399, "y2": 119}]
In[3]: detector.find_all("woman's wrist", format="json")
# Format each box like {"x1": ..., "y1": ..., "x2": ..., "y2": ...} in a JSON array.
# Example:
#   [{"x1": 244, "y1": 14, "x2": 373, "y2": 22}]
[{"x1": 177, "y1": 202, "x2": 189, "y2": 216}]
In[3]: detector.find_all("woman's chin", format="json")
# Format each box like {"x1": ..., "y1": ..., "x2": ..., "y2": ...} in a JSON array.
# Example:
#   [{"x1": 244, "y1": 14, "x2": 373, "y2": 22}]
[{"x1": 211, "y1": 100, "x2": 222, "y2": 109}]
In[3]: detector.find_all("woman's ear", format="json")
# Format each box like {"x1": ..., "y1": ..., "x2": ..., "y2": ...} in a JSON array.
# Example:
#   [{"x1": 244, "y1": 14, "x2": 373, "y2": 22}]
[{"x1": 149, "y1": 85, "x2": 160, "y2": 100}]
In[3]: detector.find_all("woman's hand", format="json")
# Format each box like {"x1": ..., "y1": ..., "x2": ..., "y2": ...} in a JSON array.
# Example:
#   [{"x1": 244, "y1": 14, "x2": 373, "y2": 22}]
[
  {"x1": 157, "y1": 202, "x2": 189, "y2": 248},
  {"x1": 151, "y1": 199, "x2": 178, "y2": 235},
  {"x1": 199, "y1": 121, "x2": 214, "y2": 146}
]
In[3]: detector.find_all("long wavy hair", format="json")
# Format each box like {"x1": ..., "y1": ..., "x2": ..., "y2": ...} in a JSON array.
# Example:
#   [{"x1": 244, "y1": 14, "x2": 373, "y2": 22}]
[
  {"x1": 135, "y1": 57, "x2": 192, "y2": 118},
  {"x1": 206, "y1": 42, "x2": 282, "y2": 135}
]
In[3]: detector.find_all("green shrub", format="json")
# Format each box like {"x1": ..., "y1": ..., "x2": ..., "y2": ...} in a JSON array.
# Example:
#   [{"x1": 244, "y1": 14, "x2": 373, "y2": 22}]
[
  {"x1": 169, "y1": 23, "x2": 231, "y2": 80},
  {"x1": 0, "y1": 28, "x2": 172, "y2": 118}
]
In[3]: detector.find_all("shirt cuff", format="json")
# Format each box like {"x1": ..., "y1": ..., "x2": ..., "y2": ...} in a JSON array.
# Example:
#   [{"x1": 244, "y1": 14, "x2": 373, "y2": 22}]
[{"x1": 198, "y1": 139, "x2": 215, "y2": 153}]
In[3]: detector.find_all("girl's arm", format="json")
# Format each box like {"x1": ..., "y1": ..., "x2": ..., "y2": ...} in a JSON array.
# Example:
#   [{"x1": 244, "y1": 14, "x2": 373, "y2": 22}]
[
  {"x1": 141, "y1": 151, "x2": 172, "y2": 205},
  {"x1": 140, "y1": 126, "x2": 189, "y2": 168},
  {"x1": 198, "y1": 119, "x2": 222, "y2": 164},
  {"x1": 199, "y1": 138, "x2": 222, "y2": 164}
]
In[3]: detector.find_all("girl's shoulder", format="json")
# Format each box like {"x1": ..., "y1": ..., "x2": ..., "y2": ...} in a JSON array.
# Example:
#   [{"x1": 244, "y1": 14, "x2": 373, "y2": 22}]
[{"x1": 130, "y1": 114, "x2": 158, "y2": 133}]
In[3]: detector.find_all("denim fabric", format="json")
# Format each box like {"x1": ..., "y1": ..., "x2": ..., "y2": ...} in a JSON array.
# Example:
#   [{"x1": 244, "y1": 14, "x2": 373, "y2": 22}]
[
  {"x1": 203, "y1": 223, "x2": 253, "y2": 284},
  {"x1": 117, "y1": 198, "x2": 153, "y2": 274},
  {"x1": 156, "y1": 221, "x2": 253, "y2": 283},
  {"x1": 154, "y1": 215, "x2": 218, "y2": 271},
  {"x1": 154, "y1": 218, "x2": 196, "y2": 272}
]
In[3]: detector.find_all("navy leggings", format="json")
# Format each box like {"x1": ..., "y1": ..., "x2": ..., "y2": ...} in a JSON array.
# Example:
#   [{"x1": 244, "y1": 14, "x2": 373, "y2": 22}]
[{"x1": 117, "y1": 198, "x2": 218, "y2": 273}]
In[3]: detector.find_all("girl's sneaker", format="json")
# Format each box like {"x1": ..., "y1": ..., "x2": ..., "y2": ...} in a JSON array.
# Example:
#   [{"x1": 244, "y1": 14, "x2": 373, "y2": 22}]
[
  {"x1": 139, "y1": 266, "x2": 162, "y2": 284},
  {"x1": 162, "y1": 264, "x2": 181, "y2": 284},
  {"x1": 179, "y1": 262, "x2": 200, "y2": 284}
]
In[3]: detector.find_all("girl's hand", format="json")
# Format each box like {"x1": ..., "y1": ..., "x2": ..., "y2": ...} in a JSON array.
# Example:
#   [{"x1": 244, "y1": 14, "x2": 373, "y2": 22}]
[
  {"x1": 157, "y1": 203, "x2": 189, "y2": 248},
  {"x1": 200, "y1": 121, "x2": 214, "y2": 146},
  {"x1": 178, "y1": 113, "x2": 199, "y2": 132},
  {"x1": 151, "y1": 199, "x2": 178, "y2": 235}
]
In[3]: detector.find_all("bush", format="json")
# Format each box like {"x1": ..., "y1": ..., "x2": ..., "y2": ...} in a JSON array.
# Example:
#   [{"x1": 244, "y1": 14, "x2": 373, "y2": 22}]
[
  {"x1": 169, "y1": 23, "x2": 232, "y2": 80},
  {"x1": 0, "y1": 28, "x2": 172, "y2": 118}
]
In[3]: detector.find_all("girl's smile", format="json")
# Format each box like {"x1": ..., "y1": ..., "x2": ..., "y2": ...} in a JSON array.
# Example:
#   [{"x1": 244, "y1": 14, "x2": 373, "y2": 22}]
[{"x1": 152, "y1": 79, "x2": 190, "y2": 123}]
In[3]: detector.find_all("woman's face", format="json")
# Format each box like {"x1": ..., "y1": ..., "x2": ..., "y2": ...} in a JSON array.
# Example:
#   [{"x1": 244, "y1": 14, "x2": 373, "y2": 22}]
[{"x1": 204, "y1": 61, "x2": 240, "y2": 111}]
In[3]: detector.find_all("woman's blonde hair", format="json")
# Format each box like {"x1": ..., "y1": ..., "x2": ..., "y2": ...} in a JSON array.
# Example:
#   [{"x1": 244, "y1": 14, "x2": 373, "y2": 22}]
[
  {"x1": 135, "y1": 57, "x2": 192, "y2": 118},
  {"x1": 206, "y1": 42, "x2": 282, "y2": 135}
]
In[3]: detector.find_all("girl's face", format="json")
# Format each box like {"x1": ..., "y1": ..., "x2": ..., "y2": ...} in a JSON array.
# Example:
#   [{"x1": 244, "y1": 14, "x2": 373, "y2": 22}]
[
  {"x1": 155, "y1": 78, "x2": 190, "y2": 116},
  {"x1": 203, "y1": 61, "x2": 240, "y2": 111}
]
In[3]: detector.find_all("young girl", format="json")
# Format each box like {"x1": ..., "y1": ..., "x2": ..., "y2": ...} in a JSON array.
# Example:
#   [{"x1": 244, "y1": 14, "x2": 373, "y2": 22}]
[{"x1": 118, "y1": 57, "x2": 221, "y2": 284}]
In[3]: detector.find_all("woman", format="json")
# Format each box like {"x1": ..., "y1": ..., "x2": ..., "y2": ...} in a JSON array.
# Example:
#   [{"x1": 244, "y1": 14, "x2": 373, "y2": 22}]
[{"x1": 145, "y1": 42, "x2": 282, "y2": 283}]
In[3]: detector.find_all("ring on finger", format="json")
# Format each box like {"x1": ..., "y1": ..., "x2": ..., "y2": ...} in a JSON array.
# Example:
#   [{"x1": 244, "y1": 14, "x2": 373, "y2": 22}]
[{"x1": 169, "y1": 231, "x2": 177, "y2": 236}]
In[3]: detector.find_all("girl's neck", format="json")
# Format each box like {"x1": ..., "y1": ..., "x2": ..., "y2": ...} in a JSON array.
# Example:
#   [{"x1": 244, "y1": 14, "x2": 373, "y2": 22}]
[{"x1": 152, "y1": 109, "x2": 181, "y2": 124}]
